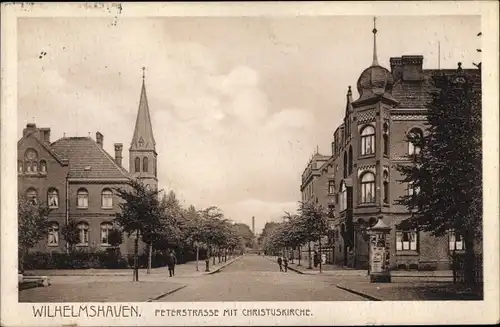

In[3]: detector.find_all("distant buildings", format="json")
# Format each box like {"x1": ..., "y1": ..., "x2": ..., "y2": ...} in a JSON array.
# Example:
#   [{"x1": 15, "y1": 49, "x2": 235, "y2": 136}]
[
  {"x1": 17, "y1": 73, "x2": 158, "y2": 255},
  {"x1": 300, "y1": 22, "x2": 480, "y2": 270}
]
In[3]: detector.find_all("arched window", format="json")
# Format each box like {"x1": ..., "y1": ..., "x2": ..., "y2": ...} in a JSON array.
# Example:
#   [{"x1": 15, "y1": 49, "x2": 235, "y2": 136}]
[
  {"x1": 153, "y1": 158, "x2": 157, "y2": 177},
  {"x1": 101, "y1": 188, "x2": 113, "y2": 208},
  {"x1": 18, "y1": 160, "x2": 23, "y2": 173},
  {"x1": 143, "y1": 157, "x2": 148, "y2": 173},
  {"x1": 348, "y1": 146, "x2": 353, "y2": 175},
  {"x1": 48, "y1": 222, "x2": 59, "y2": 246},
  {"x1": 77, "y1": 188, "x2": 89, "y2": 208},
  {"x1": 360, "y1": 125, "x2": 375, "y2": 155},
  {"x1": 40, "y1": 160, "x2": 47, "y2": 173},
  {"x1": 408, "y1": 128, "x2": 423, "y2": 156},
  {"x1": 26, "y1": 188, "x2": 38, "y2": 204},
  {"x1": 339, "y1": 181, "x2": 347, "y2": 212},
  {"x1": 383, "y1": 122, "x2": 389, "y2": 156},
  {"x1": 407, "y1": 181, "x2": 420, "y2": 196},
  {"x1": 360, "y1": 172, "x2": 375, "y2": 204},
  {"x1": 100, "y1": 222, "x2": 113, "y2": 246},
  {"x1": 343, "y1": 152, "x2": 347, "y2": 178},
  {"x1": 24, "y1": 149, "x2": 38, "y2": 173},
  {"x1": 383, "y1": 171, "x2": 389, "y2": 204},
  {"x1": 47, "y1": 188, "x2": 59, "y2": 208},
  {"x1": 135, "y1": 157, "x2": 140, "y2": 172},
  {"x1": 77, "y1": 222, "x2": 89, "y2": 245}
]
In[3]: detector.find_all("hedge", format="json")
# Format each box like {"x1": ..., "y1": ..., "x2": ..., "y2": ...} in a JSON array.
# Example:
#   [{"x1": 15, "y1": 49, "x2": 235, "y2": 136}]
[{"x1": 22, "y1": 247, "x2": 211, "y2": 270}]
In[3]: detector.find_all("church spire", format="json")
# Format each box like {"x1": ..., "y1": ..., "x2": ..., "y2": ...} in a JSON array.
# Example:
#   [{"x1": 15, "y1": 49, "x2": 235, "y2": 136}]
[
  {"x1": 372, "y1": 16, "x2": 379, "y2": 66},
  {"x1": 130, "y1": 67, "x2": 156, "y2": 151}
]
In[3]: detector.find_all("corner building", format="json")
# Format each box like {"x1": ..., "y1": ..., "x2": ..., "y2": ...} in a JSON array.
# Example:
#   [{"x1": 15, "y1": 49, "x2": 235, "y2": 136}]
[
  {"x1": 308, "y1": 24, "x2": 480, "y2": 270},
  {"x1": 17, "y1": 74, "x2": 158, "y2": 255}
]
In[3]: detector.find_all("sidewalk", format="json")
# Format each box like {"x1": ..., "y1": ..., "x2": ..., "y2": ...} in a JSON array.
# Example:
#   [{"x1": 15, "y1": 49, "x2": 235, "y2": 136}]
[
  {"x1": 336, "y1": 277, "x2": 483, "y2": 301},
  {"x1": 19, "y1": 280, "x2": 187, "y2": 302},
  {"x1": 24, "y1": 255, "x2": 243, "y2": 278},
  {"x1": 264, "y1": 256, "x2": 453, "y2": 278}
]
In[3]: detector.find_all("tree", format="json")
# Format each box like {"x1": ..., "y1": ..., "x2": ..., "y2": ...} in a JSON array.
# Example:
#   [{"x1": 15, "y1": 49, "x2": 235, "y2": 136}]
[
  {"x1": 61, "y1": 218, "x2": 80, "y2": 253},
  {"x1": 107, "y1": 227, "x2": 123, "y2": 254},
  {"x1": 232, "y1": 223, "x2": 255, "y2": 248},
  {"x1": 114, "y1": 179, "x2": 165, "y2": 282},
  {"x1": 296, "y1": 201, "x2": 329, "y2": 271},
  {"x1": 18, "y1": 196, "x2": 51, "y2": 273},
  {"x1": 396, "y1": 64, "x2": 482, "y2": 286}
]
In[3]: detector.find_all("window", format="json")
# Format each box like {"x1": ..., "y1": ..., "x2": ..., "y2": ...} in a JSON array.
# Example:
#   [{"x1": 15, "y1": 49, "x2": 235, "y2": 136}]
[
  {"x1": 48, "y1": 222, "x2": 59, "y2": 246},
  {"x1": 339, "y1": 181, "x2": 347, "y2": 211},
  {"x1": 408, "y1": 128, "x2": 423, "y2": 156},
  {"x1": 360, "y1": 125, "x2": 375, "y2": 155},
  {"x1": 47, "y1": 188, "x2": 59, "y2": 208},
  {"x1": 331, "y1": 142, "x2": 335, "y2": 156},
  {"x1": 26, "y1": 188, "x2": 38, "y2": 204},
  {"x1": 77, "y1": 188, "x2": 89, "y2": 208},
  {"x1": 143, "y1": 157, "x2": 148, "y2": 173},
  {"x1": 100, "y1": 222, "x2": 112, "y2": 246},
  {"x1": 18, "y1": 160, "x2": 23, "y2": 173},
  {"x1": 383, "y1": 171, "x2": 389, "y2": 204},
  {"x1": 348, "y1": 146, "x2": 353, "y2": 175},
  {"x1": 101, "y1": 189, "x2": 113, "y2": 208},
  {"x1": 396, "y1": 230, "x2": 418, "y2": 251},
  {"x1": 449, "y1": 230, "x2": 465, "y2": 251},
  {"x1": 24, "y1": 149, "x2": 38, "y2": 173},
  {"x1": 343, "y1": 152, "x2": 347, "y2": 178},
  {"x1": 408, "y1": 181, "x2": 420, "y2": 196},
  {"x1": 328, "y1": 180, "x2": 335, "y2": 195},
  {"x1": 135, "y1": 157, "x2": 140, "y2": 172},
  {"x1": 360, "y1": 172, "x2": 375, "y2": 204},
  {"x1": 77, "y1": 222, "x2": 89, "y2": 245},
  {"x1": 153, "y1": 158, "x2": 157, "y2": 177},
  {"x1": 40, "y1": 160, "x2": 47, "y2": 173},
  {"x1": 383, "y1": 122, "x2": 389, "y2": 156}
]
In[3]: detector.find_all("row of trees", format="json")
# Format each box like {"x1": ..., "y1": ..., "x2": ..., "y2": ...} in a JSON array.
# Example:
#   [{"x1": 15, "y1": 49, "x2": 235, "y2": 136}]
[
  {"x1": 18, "y1": 180, "x2": 254, "y2": 281},
  {"x1": 260, "y1": 201, "x2": 329, "y2": 272}
]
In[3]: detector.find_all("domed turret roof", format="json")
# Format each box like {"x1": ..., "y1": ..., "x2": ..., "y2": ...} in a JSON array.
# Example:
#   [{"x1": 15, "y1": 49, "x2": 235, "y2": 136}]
[
  {"x1": 353, "y1": 17, "x2": 397, "y2": 104},
  {"x1": 356, "y1": 64, "x2": 394, "y2": 99}
]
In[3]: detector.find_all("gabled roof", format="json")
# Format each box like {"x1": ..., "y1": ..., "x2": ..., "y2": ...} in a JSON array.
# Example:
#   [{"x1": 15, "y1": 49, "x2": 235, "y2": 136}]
[
  {"x1": 130, "y1": 79, "x2": 156, "y2": 151},
  {"x1": 51, "y1": 137, "x2": 130, "y2": 179},
  {"x1": 18, "y1": 130, "x2": 69, "y2": 165}
]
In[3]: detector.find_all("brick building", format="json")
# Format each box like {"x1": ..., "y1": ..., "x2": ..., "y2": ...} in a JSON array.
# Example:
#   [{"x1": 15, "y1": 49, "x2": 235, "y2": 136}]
[
  {"x1": 300, "y1": 22, "x2": 480, "y2": 270},
  {"x1": 17, "y1": 73, "x2": 158, "y2": 255}
]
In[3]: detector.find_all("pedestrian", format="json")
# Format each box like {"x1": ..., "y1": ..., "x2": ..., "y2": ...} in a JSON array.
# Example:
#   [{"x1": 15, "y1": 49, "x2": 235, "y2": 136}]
[
  {"x1": 167, "y1": 250, "x2": 177, "y2": 277},
  {"x1": 277, "y1": 256, "x2": 283, "y2": 272},
  {"x1": 283, "y1": 257, "x2": 288, "y2": 272},
  {"x1": 313, "y1": 251, "x2": 319, "y2": 268}
]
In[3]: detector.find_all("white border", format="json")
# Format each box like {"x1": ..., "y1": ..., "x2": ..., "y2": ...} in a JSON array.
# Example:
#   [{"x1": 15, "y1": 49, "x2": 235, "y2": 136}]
[{"x1": 1, "y1": 2, "x2": 499, "y2": 326}]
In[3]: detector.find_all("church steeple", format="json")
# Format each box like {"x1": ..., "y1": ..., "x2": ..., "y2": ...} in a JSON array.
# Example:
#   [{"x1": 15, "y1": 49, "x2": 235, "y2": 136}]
[
  {"x1": 130, "y1": 67, "x2": 156, "y2": 152},
  {"x1": 129, "y1": 67, "x2": 158, "y2": 188}
]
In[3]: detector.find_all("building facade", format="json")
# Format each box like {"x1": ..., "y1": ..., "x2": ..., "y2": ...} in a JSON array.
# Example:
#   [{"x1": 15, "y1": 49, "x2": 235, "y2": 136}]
[
  {"x1": 300, "y1": 23, "x2": 480, "y2": 270},
  {"x1": 17, "y1": 74, "x2": 157, "y2": 255}
]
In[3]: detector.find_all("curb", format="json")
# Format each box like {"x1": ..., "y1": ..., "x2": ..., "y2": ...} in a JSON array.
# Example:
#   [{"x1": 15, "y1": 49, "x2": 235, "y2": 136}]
[
  {"x1": 336, "y1": 284, "x2": 383, "y2": 301},
  {"x1": 206, "y1": 255, "x2": 244, "y2": 275},
  {"x1": 147, "y1": 284, "x2": 188, "y2": 302}
]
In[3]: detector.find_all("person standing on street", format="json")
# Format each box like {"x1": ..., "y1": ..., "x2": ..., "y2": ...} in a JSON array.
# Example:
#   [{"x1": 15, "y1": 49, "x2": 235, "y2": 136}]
[
  {"x1": 283, "y1": 257, "x2": 288, "y2": 272},
  {"x1": 167, "y1": 250, "x2": 177, "y2": 277},
  {"x1": 277, "y1": 256, "x2": 283, "y2": 272}
]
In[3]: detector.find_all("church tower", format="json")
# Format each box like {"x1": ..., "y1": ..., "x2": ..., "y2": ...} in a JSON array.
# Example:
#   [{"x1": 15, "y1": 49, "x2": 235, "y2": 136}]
[{"x1": 129, "y1": 68, "x2": 158, "y2": 190}]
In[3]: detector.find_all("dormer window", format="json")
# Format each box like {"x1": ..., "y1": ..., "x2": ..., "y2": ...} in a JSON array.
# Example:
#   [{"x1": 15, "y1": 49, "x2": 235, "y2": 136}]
[{"x1": 84, "y1": 165, "x2": 91, "y2": 171}]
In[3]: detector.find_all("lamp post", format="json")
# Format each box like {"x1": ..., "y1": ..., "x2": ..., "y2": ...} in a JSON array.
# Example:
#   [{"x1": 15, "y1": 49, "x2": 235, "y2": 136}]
[{"x1": 367, "y1": 217, "x2": 391, "y2": 283}]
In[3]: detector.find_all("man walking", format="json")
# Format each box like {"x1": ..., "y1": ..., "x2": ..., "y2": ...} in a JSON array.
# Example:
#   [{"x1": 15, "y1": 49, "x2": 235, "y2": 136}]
[
  {"x1": 283, "y1": 257, "x2": 288, "y2": 272},
  {"x1": 277, "y1": 256, "x2": 283, "y2": 272},
  {"x1": 167, "y1": 250, "x2": 177, "y2": 277}
]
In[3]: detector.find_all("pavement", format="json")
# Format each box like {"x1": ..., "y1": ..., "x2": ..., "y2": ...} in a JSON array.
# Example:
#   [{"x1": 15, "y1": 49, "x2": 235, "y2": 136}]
[{"x1": 20, "y1": 254, "x2": 475, "y2": 302}]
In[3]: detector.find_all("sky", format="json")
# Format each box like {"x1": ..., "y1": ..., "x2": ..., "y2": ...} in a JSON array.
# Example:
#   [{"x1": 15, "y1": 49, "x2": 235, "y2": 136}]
[{"x1": 17, "y1": 15, "x2": 480, "y2": 234}]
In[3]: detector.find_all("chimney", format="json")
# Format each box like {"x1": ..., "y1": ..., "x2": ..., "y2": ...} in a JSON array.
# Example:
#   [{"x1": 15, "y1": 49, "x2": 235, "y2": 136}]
[
  {"x1": 96, "y1": 132, "x2": 103, "y2": 147},
  {"x1": 23, "y1": 123, "x2": 37, "y2": 138},
  {"x1": 39, "y1": 128, "x2": 51, "y2": 144},
  {"x1": 114, "y1": 143, "x2": 123, "y2": 166},
  {"x1": 401, "y1": 55, "x2": 423, "y2": 81},
  {"x1": 390, "y1": 57, "x2": 403, "y2": 81}
]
